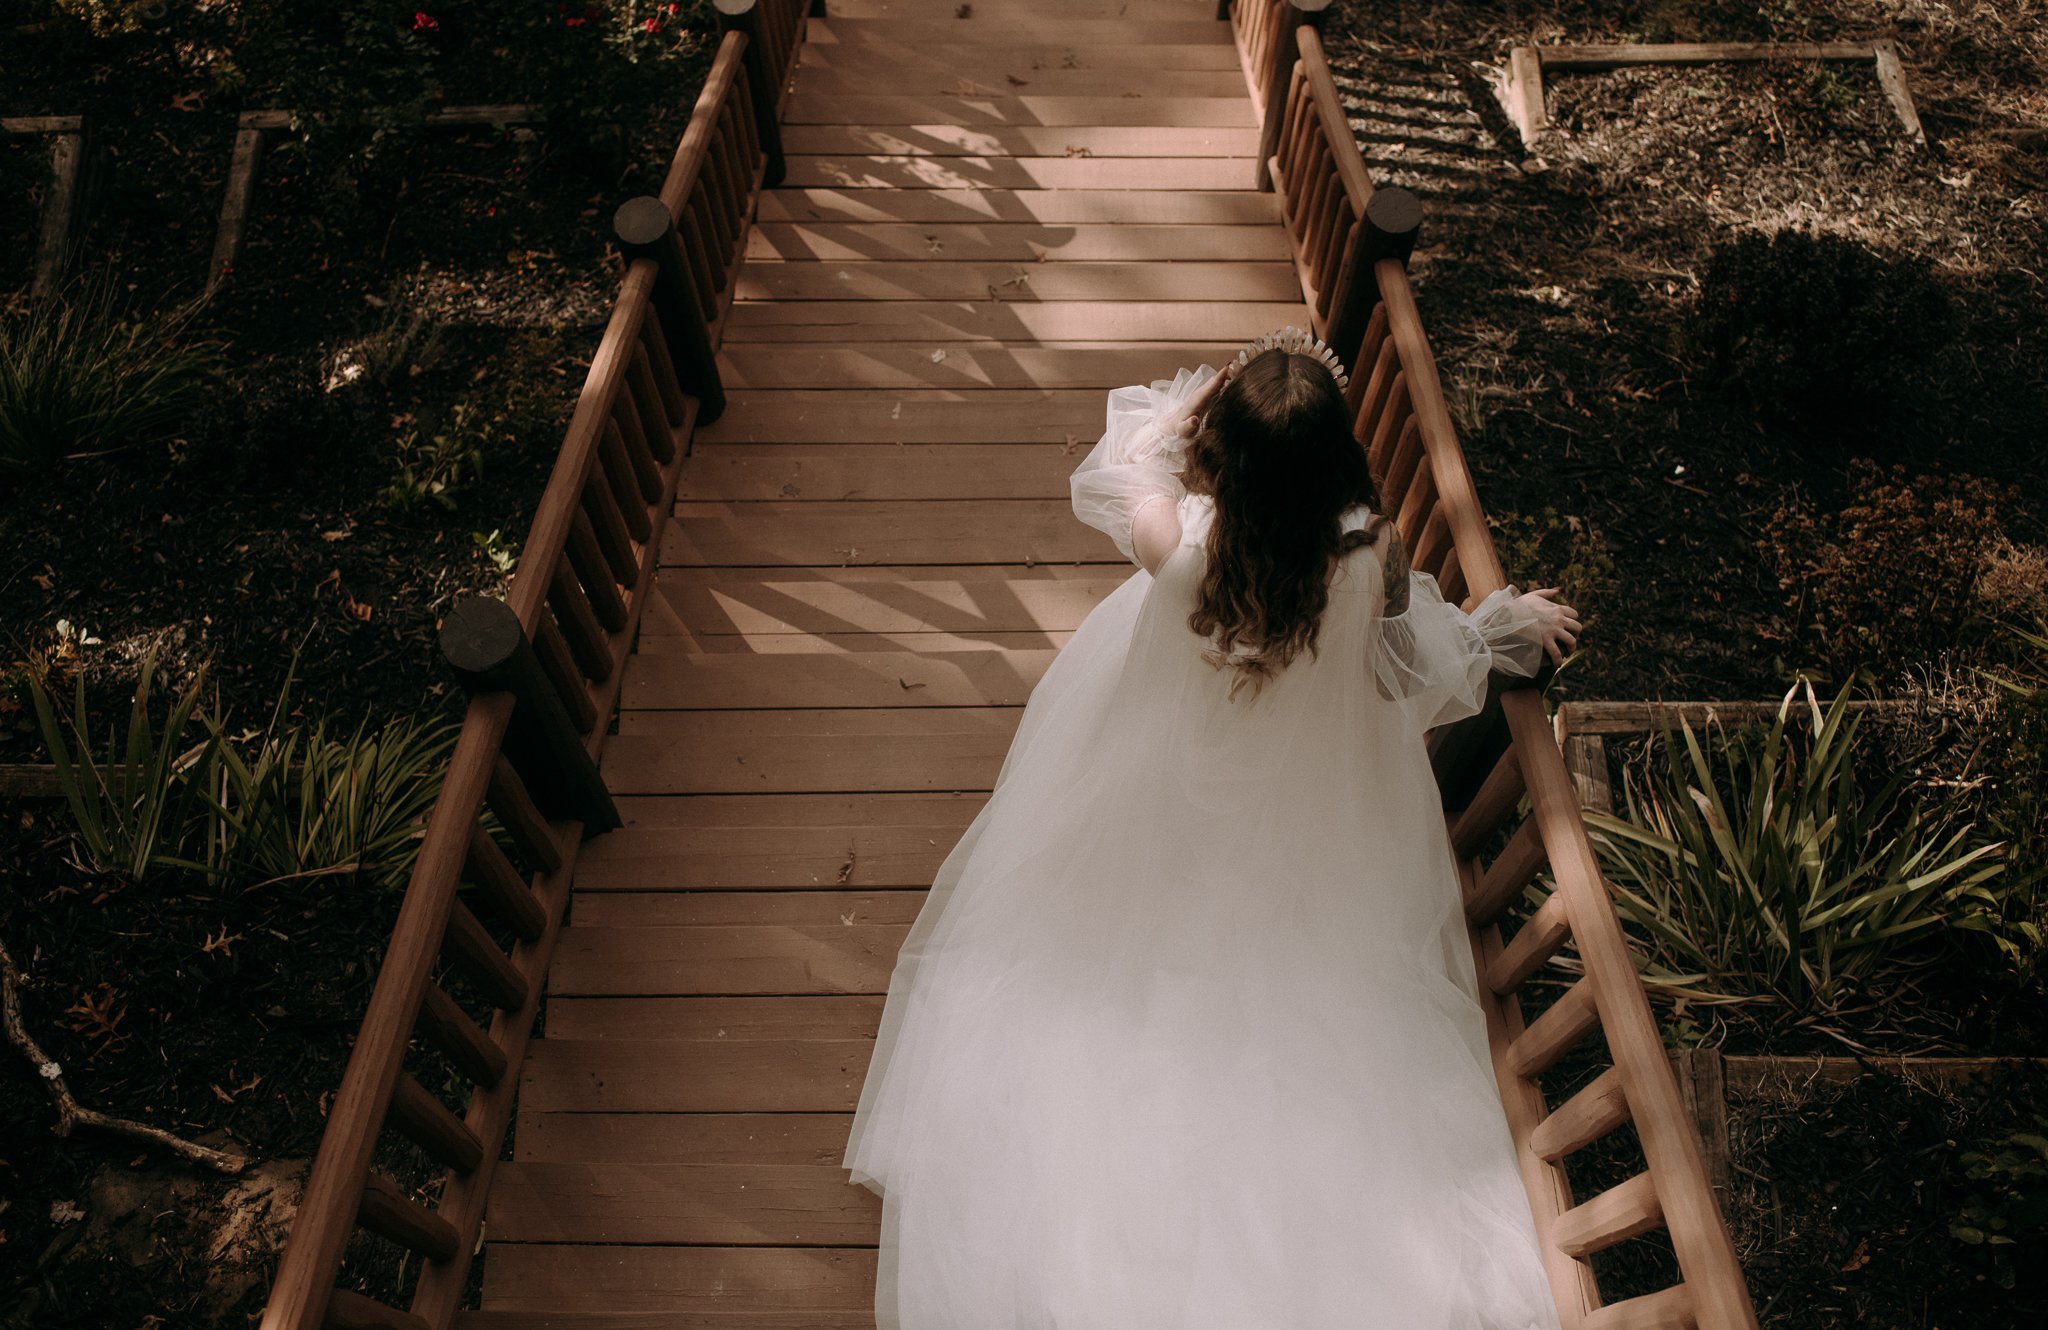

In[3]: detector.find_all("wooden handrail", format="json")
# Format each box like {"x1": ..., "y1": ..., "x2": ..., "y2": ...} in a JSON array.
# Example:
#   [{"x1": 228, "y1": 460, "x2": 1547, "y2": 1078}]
[
  {"x1": 254, "y1": 9, "x2": 806, "y2": 1328},
  {"x1": 1229, "y1": 7, "x2": 1762, "y2": 1328}
]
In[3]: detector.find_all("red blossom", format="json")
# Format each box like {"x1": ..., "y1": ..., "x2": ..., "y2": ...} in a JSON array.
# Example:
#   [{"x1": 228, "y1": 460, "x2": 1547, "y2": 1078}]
[
  {"x1": 412, "y1": 11, "x2": 439, "y2": 32},
  {"x1": 640, "y1": 16, "x2": 662, "y2": 32}
]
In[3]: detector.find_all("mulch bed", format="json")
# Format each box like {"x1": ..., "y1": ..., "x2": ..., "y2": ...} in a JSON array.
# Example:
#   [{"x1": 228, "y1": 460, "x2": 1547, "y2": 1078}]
[{"x1": 0, "y1": 11, "x2": 704, "y2": 1327}]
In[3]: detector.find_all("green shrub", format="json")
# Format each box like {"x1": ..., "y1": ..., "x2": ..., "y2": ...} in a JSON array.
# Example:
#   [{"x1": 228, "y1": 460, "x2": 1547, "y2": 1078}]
[
  {"x1": 194, "y1": 690, "x2": 455, "y2": 891},
  {"x1": 1950, "y1": 1115, "x2": 2048, "y2": 1292},
  {"x1": 29, "y1": 656, "x2": 217, "y2": 882},
  {"x1": 1489, "y1": 506, "x2": 1617, "y2": 612},
  {"x1": 1691, "y1": 229, "x2": 1957, "y2": 443},
  {"x1": 1979, "y1": 621, "x2": 2048, "y2": 985},
  {"x1": 1576, "y1": 678, "x2": 2010, "y2": 1020},
  {"x1": 0, "y1": 276, "x2": 225, "y2": 474}
]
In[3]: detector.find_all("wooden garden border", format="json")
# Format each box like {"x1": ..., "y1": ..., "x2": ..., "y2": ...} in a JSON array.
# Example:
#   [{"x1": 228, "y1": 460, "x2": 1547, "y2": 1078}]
[
  {"x1": 207, "y1": 104, "x2": 549, "y2": 296},
  {"x1": 3, "y1": 114, "x2": 90, "y2": 298},
  {"x1": 1501, "y1": 40, "x2": 1927, "y2": 148}
]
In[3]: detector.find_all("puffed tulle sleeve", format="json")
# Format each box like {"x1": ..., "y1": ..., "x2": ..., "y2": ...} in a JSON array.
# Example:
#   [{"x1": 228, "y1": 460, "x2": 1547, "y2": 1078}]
[
  {"x1": 1069, "y1": 365, "x2": 1220, "y2": 563},
  {"x1": 1374, "y1": 574, "x2": 1547, "y2": 731}
]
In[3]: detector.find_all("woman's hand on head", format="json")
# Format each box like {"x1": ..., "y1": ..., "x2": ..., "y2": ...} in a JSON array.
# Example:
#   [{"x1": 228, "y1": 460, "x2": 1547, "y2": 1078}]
[
  {"x1": 1170, "y1": 364, "x2": 1232, "y2": 439},
  {"x1": 1516, "y1": 587, "x2": 1581, "y2": 666}
]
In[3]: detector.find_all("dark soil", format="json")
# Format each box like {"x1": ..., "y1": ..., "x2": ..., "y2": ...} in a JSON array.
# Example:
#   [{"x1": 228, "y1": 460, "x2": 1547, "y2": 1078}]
[
  {"x1": 0, "y1": 7, "x2": 708, "y2": 1327},
  {"x1": 1321, "y1": 0, "x2": 2048, "y2": 701}
]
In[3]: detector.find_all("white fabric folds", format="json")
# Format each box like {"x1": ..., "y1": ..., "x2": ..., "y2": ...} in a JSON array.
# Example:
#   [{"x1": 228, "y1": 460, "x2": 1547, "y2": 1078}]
[
  {"x1": 1069, "y1": 365, "x2": 1217, "y2": 562},
  {"x1": 842, "y1": 377, "x2": 1565, "y2": 1330}
]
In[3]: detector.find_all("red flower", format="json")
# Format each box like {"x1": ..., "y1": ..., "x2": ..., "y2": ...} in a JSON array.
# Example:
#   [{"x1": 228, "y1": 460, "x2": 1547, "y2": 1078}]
[
  {"x1": 640, "y1": 16, "x2": 662, "y2": 31},
  {"x1": 412, "y1": 11, "x2": 439, "y2": 32}
]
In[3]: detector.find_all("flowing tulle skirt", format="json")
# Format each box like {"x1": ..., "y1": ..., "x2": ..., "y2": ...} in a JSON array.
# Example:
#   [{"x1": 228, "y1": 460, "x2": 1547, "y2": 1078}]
[{"x1": 843, "y1": 524, "x2": 1564, "y2": 1330}]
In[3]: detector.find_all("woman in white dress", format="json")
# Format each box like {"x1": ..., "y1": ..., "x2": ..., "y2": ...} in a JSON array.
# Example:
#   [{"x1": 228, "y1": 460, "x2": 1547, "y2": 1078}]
[{"x1": 843, "y1": 330, "x2": 1581, "y2": 1329}]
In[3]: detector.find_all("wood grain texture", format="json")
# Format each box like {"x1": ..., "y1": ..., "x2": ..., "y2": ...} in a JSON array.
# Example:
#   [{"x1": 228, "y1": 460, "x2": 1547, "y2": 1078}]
[
  {"x1": 679, "y1": 443, "x2": 1080, "y2": 502},
  {"x1": 513, "y1": 1110, "x2": 860, "y2": 1164},
  {"x1": 781, "y1": 154, "x2": 1248, "y2": 191},
  {"x1": 734, "y1": 259, "x2": 1298, "y2": 301},
  {"x1": 716, "y1": 343, "x2": 1248, "y2": 389},
  {"x1": 747, "y1": 221, "x2": 1289, "y2": 262},
  {"x1": 755, "y1": 187, "x2": 1280, "y2": 224},
  {"x1": 778, "y1": 124, "x2": 1257, "y2": 158},
  {"x1": 662, "y1": 500, "x2": 1121, "y2": 566},
  {"x1": 691, "y1": 389, "x2": 1103, "y2": 443},
  {"x1": 488, "y1": 1163, "x2": 881, "y2": 1245},
  {"x1": 622, "y1": 642, "x2": 1057, "y2": 709},
  {"x1": 601, "y1": 707, "x2": 1022, "y2": 794},
  {"x1": 723, "y1": 299, "x2": 1303, "y2": 342},
  {"x1": 519, "y1": 1038, "x2": 873, "y2": 1112},
  {"x1": 482, "y1": 1242, "x2": 876, "y2": 1312}
]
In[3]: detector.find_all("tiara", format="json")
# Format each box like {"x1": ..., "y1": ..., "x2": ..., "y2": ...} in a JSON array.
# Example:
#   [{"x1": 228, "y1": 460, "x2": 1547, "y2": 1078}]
[{"x1": 1230, "y1": 325, "x2": 1350, "y2": 390}]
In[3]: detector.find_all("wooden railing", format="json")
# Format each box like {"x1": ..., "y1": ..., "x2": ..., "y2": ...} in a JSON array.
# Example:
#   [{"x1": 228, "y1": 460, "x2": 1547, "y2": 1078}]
[
  {"x1": 1229, "y1": 5, "x2": 1762, "y2": 1329},
  {"x1": 254, "y1": 7, "x2": 804, "y2": 1328}
]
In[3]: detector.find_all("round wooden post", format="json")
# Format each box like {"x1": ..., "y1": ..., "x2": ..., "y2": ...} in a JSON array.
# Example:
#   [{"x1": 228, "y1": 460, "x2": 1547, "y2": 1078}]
[
  {"x1": 440, "y1": 597, "x2": 619, "y2": 834},
  {"x1": 1326, "y1": 185, "x2": 1423, "y2": 369},
  {"x1": 614, "y1": 194, "x2": 727, "y2": 426},
  {"x1": 1254, "y1": 0, "x2": 1333, "y2": 191},
  {"x1": 716, "y1": 0, "x2": 787, "y2": 188}
]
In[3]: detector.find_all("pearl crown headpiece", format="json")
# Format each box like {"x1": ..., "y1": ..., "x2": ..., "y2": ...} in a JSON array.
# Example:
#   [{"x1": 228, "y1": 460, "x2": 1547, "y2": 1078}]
[{"x1": 1230, "y1": 325, "x2": 1351, "y2": 390}]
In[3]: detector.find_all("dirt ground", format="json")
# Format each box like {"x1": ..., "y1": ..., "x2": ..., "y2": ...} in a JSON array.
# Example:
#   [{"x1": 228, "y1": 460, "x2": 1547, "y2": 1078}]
[{"x1": 1322, "y1": 0, "x2": 2046, "y2": 701}]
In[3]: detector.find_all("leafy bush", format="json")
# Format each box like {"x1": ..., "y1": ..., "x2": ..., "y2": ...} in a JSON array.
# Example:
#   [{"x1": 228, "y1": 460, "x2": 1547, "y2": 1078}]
[
  {"x1": 1765, "y1": 461, "x2": 2025, "y2": 674},
  {"x1": 29, "y1": 657, "x2": 217, "y2": 882},
  {"x1": 1577, "y1": 679, "x2": 2010, "y2": 1021},
  {"x1": 1950, "y1": 1115, "x2": 2048, "y2": 1292},
  {"x1": 194, "y1": 689, "x2": 455, "y2": 891},
  {"x1": 1979, "y1": 621, "x2": 2048, "y2": 987},
  {"x1": 0, "y1": 276, "x2": 225, "y2": 475},
  {"x1": 1489, "y1": 506, "x2": 1617, "y2": 612},
  {"x1": 1690, "y1": 229, "x2": 1958, "y2": 443}
]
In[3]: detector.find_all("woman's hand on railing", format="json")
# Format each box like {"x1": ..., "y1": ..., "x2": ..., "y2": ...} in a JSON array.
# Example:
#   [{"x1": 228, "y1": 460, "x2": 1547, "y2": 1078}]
[{"x1": 1516, "y1": 586, "x2": 1581, "y2": 666}]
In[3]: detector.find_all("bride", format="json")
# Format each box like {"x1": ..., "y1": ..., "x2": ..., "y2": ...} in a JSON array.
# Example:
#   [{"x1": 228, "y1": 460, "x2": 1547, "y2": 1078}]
[{"x1": 842, "y1": 329, "x2": 1580, "y2": 1329}]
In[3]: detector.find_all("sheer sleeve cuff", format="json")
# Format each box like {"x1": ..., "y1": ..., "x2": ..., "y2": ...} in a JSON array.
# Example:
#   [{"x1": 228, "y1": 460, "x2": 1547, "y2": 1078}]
[
  {"x1": 1069, "y1": 366, "x2": 1218, "y2": 563},
  {"x1": 1374, "y1": 575, "x2": 1543, "y2": 731}
]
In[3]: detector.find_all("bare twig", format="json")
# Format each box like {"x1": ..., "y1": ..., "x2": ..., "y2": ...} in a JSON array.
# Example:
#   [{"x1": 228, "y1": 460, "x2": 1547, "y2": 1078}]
[{"x1": 0, "y1": 935, "x2": 249, "y2": 1175}]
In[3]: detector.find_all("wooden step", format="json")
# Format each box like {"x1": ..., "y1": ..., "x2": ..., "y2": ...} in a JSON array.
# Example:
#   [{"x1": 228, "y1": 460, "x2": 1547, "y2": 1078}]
[
  {"x1": 581, "y1": 791, "x2": 986, "y2": 889},
  {"x1": 692, "y1": 389, "x2": 1102, "y2": 443},
  {"x1": 461, "y1": 1312, "x2": 872, "y2": 1330},
  {"x1": 520, "y1": 1037, "x2": 873, "y2": 1112},
  {"x1": 1552, "y1": 1172, "x2": 1666, "y2": 1259},
  {"x1": 680, "y1": 442, "x2": 1080, "y2": 502},
  {"x1": 746, "y1": 221, "x2": 1290, "y2": 263},
  {"x1": 624, "y1": 642, "x2": 1057, "y2": 709},
  {"x1": 488, "y1": 1162, "x2": 881, "y2": 1246},
  {"x1": 716, "y1": 343, "x2": 1245, "y2": 389},
  {"x1": 779, "y1": 124, "x2": 1256, "y2": 157},
  {"x1": 796, "y1": 40, "x2": 1242, "y2": 74},
  {"x1": 794, "y1": 67, "x2": 1249, "y2": 99},
  {"x1": 755, "y1": 188, "x2": 1279, "y2": 225},
  {"x1": 550, "y1": 920, "x2": 912, "y2": 995},
  {"x1": 541, "y1": 994, "x2": 885, "y2": 1041},
  {"x1": 481, "y1": 1242, "x2": 876, "y2": 1313},
  {"x1": 735, "y1": 259, "x2": 1296, "y2": 302},
  {"x1": 663, "y1": 499, "x2": 1118, "y2": 567},
  {"x1": 784, "y1": 94, "x2": 1256, "y2": 129},
  {"x1": 779, "y1": 153, "x2": 1249, "y2": 190},
  {"x1": 820, "y1": 0, "x2": 1231, "y2": 22},
  {"x1": 568, "y1": 890, "x2": 927, "y2": 929},
  {"x1": 807, "y1": 17, "x2": 1232, "y2": 45},
  {"x1": 637, "y1": 629, "x2": 1072, "y2": 654},
  {"x1": 643, "y1": 564, "x2": 1123, "y2": 635},
  {"x1": 513, "y1": 1111, "x2": 858, "y2": 1170},
  {"x1": 723, "y1": 299, "x2": 1301, "y2": 343},
  {"x1": 602, "y1": 707, "x2": 1022, "y2": 795}
]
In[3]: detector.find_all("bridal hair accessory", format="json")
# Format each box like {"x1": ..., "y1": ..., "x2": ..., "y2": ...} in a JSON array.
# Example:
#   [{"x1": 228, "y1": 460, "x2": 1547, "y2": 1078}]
[{"x1": 1229, "y1": 325, "x2": 1351, "y2": 391}]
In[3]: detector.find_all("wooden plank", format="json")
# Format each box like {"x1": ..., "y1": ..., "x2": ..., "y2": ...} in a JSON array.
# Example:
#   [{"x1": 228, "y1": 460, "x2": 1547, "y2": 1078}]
[
  {"x1": 638, "y1": 630, "x2": 1071, "y2": 653},
  {"x1": 679, "y1": 443, "x2": 1079, "y2": 501},
  {"x1": 542, "y1": 995, "x2": 885, "y2": 1039},
  {"x1": 581, "y1": 791, "x2": 985, "y2": 888},
  {"x1": 1872, "y1": 39, "x2": 1927, "y2": 144},
  {"x1": 784, "y1": 94, "x2": 1256, "y2": 129},
  {"x1": 482, "y1": 1243, "x2": 875, "y2": 1312},
  {"x1": 796, "y1": 41, "x2": 1244, "y2": 74},
  {"x1": 488, "y1": 1163, "x2": 880, "y2": 1246},
  {"x1": 692, "y1": 389, "x2": 1101, "y2": 443},
  {"x1": 602, "y1": 707, "x2": 1021, "y2": 794},
  {"x1": 723, "y1": 299, "x2": 1303, "y2": 343},
  {"x1": 623, "y1": 643, "x2": 1057, "y2": 709},
  {"x1": 780, "y1": 153, "x2": 1249, "y2": 190},
  {"x1": 716, "y1": 343, "x2": 1246, "y2": 389},
  {"x1": 1535, "y1": 40, "x2": 1877, "y2": 68},
  {"x1": 735, "y1": 259, "x2": 1298, "y2": 302},
  {"x1": 514, "y1": 1111, "x2": 858, "y2": 1164},
  {"x1": 663, "y1": 499, "x2": 1117, "y2": 566},
  {"x1": 550, "y1": 921, "x2": 910, "y2": 995},
  {"x1": 794, "y1": 67, "x2": 1249, "y2": 99},
  {"x1": 462, "y1": 1313, "x2": 870, "y2": 1330},
  {"x1": 643, "y1": 564, "x2": 1122, "y2": 635},
  {"x1": 520, "y1": 1038, "x2": 873, "y2": 1111},
  {"x1": 779, "y1": 124, "x2": 1257, "y2": 158},
  {"x1": 755, "y1": 187, "x2": 1280, "y2": 225},
  {"x1": 746, "y1": 222, "x2": 1290, "y2": 262},
  {"x1": 807, "y1": 17, "x2": 1232, "y2": 44},
  {"x1": 567, "y1": 891, "x2": 926, "y2": 929},
  {"x1": 822, "y1": 0, "x2": 1229, "y2": 21}
]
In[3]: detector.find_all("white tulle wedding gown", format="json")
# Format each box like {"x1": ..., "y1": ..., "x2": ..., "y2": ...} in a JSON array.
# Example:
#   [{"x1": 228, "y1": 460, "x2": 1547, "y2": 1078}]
[{"x1": 842, "y1": 367, "x2": 1565, "y2": 1329}]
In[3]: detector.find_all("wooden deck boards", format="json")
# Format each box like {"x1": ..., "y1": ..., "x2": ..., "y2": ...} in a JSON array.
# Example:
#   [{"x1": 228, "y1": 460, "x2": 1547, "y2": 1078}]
[{"x1": 481, "y1": 4, "x2": 1303, "y2": 1321}]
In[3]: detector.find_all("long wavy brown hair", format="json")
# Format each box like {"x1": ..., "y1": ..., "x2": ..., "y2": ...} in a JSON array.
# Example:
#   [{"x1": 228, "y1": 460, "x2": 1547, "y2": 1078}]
[{"x1": 1182, "y1": 348, "x2": 1380, "y2": 699}]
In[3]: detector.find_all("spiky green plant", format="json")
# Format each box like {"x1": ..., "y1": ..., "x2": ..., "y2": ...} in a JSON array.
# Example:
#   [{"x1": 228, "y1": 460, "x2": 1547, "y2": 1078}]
[
  {"x1": 1575, "y1": 678, "x2": 2009, "y2": 1016},
  {"x1": 28, "y1": 657, "x2": 218, "y2": 881}
]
